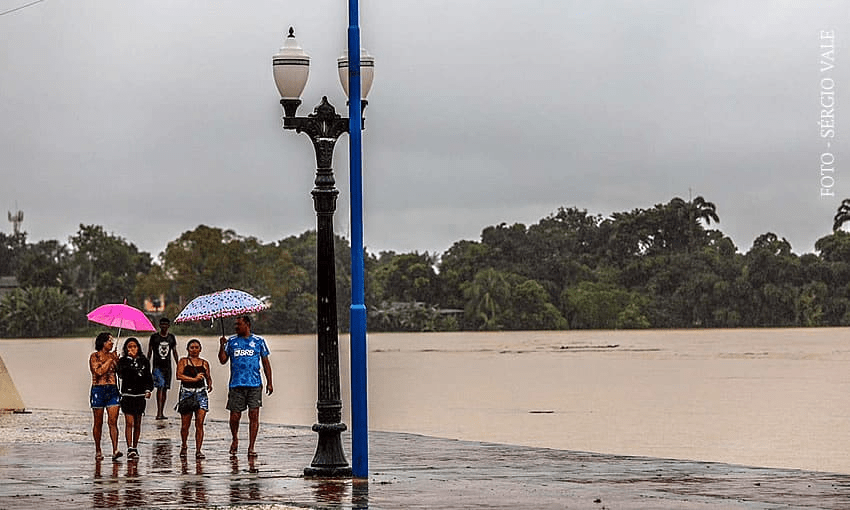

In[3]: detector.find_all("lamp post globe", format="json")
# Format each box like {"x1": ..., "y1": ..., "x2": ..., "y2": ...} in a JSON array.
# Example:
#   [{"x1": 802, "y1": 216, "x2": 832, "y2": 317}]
[
  {"x1": 337, "y1": 47, "x2": 375, "y2": 100},
  {"x1": 273, "y1": 27, "x2": 310, "y2": 117}
]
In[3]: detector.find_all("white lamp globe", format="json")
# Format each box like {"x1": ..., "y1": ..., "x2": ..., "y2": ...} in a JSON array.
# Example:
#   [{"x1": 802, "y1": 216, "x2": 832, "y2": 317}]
[
  {"x1": 338, "y1": 48, "x2": 374, "y2": 99},
  {"x1": 273, "y1": 27, "x2": 310, "y2": 99}
]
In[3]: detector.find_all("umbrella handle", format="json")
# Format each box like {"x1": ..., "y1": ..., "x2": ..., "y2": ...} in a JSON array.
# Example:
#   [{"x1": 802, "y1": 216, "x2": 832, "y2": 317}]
[{"x1": 219, "y1": 317, "x2": 225, "y2": 338}]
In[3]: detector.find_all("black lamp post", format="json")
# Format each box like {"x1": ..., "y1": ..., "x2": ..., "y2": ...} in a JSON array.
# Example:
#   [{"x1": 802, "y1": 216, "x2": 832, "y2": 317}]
[{"x1": 272, "y1": 27, "x2": 373, "y2": 477}]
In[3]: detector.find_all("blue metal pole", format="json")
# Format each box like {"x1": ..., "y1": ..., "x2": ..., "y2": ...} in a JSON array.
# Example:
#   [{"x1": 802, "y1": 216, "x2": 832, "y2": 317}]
[{"x1": 348, "y1": 0, "x2": 368, "y2": 479}]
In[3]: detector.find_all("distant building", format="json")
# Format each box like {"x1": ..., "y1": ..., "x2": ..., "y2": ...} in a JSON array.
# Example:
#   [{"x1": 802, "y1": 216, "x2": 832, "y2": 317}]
[
  {"x1": 143, "y1": 294, "x2": 165, "y2": 313},
  {"x1": 0, "y1": 276, "x2": 18, "y2": 300}
]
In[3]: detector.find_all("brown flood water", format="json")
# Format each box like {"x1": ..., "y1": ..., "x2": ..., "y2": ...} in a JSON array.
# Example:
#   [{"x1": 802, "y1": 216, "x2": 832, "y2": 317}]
[{"x1": 1, "y1": 328, "x2": 848, "y2": 474}]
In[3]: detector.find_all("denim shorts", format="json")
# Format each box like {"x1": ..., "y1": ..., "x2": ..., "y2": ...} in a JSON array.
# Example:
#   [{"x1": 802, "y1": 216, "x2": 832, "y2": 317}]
[
  {"x1": 178, "y1": 387, "x2": 209, "y2": 411},
  {"x1": 90, "y1": 385, "x2": 120, "y2": 409},
  {"x1": 152, "y1": 368, "x2": 171, "y2": 390}
]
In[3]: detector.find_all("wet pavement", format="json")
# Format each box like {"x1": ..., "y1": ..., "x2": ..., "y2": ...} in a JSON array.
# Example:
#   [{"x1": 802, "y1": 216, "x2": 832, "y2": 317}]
[{"x1": 1, "y1": 410, "x2": 849, "y2": 509}]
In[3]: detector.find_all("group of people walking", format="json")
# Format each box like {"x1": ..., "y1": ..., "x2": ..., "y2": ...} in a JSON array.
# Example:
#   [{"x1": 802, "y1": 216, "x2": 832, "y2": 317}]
[{"x1": 88, "y1": 316, "x2": 273, "y2": 462}]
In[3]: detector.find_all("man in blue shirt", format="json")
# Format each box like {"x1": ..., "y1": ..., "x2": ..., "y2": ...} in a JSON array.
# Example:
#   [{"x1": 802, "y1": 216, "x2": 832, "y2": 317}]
[{"x1": 218, "y1": 315, "x2": 273, "y2": 457}]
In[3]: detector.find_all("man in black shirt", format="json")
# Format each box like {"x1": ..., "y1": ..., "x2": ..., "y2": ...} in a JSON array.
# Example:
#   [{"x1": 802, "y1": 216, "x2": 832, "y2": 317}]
[{"x1": 148, "y1": 317, "x2": 178, "y2": 419}]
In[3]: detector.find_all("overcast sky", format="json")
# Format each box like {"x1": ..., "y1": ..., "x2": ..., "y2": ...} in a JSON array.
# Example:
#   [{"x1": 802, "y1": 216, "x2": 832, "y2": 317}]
[{"x1": 2, "y1": 1, "x2": 848, "y2": 260}]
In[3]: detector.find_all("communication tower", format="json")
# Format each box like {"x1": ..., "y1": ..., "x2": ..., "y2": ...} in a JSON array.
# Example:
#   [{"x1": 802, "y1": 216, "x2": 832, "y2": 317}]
[{"x1": 7, "y1": 209, "x2": 23, "y2": 235}]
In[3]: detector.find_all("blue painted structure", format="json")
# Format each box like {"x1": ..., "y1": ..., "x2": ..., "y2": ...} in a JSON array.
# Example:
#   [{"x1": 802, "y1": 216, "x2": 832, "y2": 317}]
[{"x1": 347, "y1": 0, "x2": 368, "y2": 479}]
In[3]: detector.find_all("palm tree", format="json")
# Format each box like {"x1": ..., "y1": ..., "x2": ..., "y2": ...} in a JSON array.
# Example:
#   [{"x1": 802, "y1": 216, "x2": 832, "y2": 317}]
[
  {"x1": 690, "y1": 196, "x2": 720, "y2": 225},
  {"x1": 462, "y1": 268, "x2": 509, "y2": 330},
  {"x1": 684, "y1": 196, "x2": 719, "y2": 251},
  {"x1": 833, "y1": 198, "x2": 850, "y2": 231}
]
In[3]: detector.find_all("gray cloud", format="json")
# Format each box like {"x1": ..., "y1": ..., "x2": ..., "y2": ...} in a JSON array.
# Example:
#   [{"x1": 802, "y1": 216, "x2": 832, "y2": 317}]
[{"x1": 1, "y1": 0, "x2": 847, "y2": 260}]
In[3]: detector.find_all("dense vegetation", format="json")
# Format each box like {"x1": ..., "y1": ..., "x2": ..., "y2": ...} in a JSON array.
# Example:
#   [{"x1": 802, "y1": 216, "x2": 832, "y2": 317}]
[{"x1": 2, "y1": 196, "x2": 849, "y2": 337}]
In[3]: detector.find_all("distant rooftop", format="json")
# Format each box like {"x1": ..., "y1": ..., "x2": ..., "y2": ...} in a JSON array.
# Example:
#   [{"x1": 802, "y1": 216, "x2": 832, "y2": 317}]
[{"x1": 0, "y1": 277, "x2": 19, "y2": 301}]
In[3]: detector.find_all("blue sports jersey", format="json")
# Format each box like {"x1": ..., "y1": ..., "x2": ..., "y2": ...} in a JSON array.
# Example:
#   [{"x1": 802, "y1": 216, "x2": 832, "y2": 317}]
[{"x1": 224, "y1": 334, "x2": 270, "y2": 388}]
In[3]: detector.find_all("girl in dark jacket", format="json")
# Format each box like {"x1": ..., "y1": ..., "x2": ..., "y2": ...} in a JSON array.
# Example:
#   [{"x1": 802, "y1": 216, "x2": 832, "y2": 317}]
[{"x1": 117, "y1": 337, "x2": 154, "y2": 459}]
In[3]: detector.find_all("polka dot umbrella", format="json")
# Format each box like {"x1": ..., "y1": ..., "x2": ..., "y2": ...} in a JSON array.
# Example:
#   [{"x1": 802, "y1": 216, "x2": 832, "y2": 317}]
[{"x1": 173, "y1": 288, "x2": 268, "y2": 335}]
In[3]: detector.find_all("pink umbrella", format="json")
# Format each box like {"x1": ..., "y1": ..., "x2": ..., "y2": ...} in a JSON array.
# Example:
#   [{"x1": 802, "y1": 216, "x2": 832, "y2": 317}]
[{"x1": 87, "y1": 303, "x2": 156, "y2": 342}]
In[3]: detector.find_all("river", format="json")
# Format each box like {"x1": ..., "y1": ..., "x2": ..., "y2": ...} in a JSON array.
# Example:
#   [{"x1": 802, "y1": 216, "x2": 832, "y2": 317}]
[{"x1": 1, "y1": 328, "x2": 848, "y2": 474}]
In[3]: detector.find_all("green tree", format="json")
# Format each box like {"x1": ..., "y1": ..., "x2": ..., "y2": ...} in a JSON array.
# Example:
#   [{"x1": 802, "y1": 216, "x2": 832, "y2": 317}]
[
  {"x1": 372, "y1": 252, "x2": 438, "y2": 305},
  {"x1": 524, "y1": 207, "x2": 603, "y2": 297},
  {"x1": 15, "y1": 240, "x2": 70, "y2": 289},
  {"x1": 0, "y1": 231, "x2": 26, "y2": 276},
  {"x1": 153, "y1": 226, "x2": 328, "y2": 333},
  {"x1": 690, "y1": 196, "x2": 720, "y2": 225},
  {"x1": 506, "y1": 278, "x2": 568, "y2": 330},
  {"x1": 435, "y1": 240, "x2": 490, "y2": 309},
  {"x1": 0, "y1": 286, "x2": 79, "y2": 337},
  {"x1": 563, "y1": 281, "x2": 642, "y2": 329},
  {"x1": 617, "y1": 302, "x2": 651, "y2": 329},
  {"x1": 277, "y1": 231, "x2": 353, "y2": 333},
  {"x1": 67, "y1": 225, "x2": 152, "y2": 311},
  {"x1": 251, "y1": 243, "x2": 314, "y2": 334},
  {"x1": 742, "y1": 233, "x2": 801, "y2": 327},
  {"x1": 479, "y1": 222, "x2": 531, "y2": 275},
  {"x1": 133, "y1": 264, "x2": 174, "y2": 316},
  {"x1": 462, "y1": 269, "x2": 566, "y2": 331},
  {"x1": 604, "y1": 196, "x2": 720, "y2": 260},
  {"x1": 462, "y1": 268, "x2": 511, "y2": 330},
  {"x1": 832, "y1": 198, "x2": 850, "y2": 231},
  {"x1": 159, "y1": 225, "x2": 249, "y2": 301},
  {"x1": 799, "y1": 281, "x2": 827, "y2": 326},
  {"x1": 815, "y1": 230, "x2": 850, "y2": 262},
  {"x1": 812, "y1": 232, "x2": 850, "y2": 324}
]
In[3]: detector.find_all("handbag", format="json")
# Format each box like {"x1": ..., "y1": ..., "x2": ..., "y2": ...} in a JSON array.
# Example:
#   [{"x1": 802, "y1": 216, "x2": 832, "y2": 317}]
[{"x1": 176, "y1": 391, "x2": 200, "y2": 415}]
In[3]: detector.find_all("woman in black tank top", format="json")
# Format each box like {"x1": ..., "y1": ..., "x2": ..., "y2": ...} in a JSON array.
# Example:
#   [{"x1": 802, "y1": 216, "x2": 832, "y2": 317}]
[
  {"x1": 176, "y1": 339, "x2": 213, "y2": 459},
  {"x1": 182, "y1": 360, "x2": 206, "y2": 389}
]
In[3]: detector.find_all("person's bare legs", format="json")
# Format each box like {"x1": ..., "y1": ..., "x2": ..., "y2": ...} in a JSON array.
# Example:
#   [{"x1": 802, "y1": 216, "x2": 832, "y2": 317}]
[
  {"x1": 106, "y1": 405, "x2": 120, "y2": 457},
  {"x1": 92, "y1": 408, "x2": 105, "y2": 459},
  {"x1": 124, "y1": 414, "x2": 135, "y2": 450},
  {"x1": 195, "y1": 409, "x2": 207, "y2": 458},
  {"x1": 132, "y1": 414, "x2": 142, "y2": 448},
  {"x1": 180, "y1": 412, "x2": 191, "y2": 456},
  {"x1": 195, "y1": 409, "x2": 207, "y2": 459},
  {"x1": 229, "y1": 411, "x2": 241, "y2": 455},
  {"x1": 247, "y1": 407, "x2": 260, "y2": 456},
  {"x1": 156, "y1": 389, "x2": 167, "y2": 418}
]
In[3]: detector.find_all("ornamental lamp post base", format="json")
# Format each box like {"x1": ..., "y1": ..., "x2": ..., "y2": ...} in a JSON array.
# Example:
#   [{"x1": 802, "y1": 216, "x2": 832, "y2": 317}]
[{"x1": 304, "y1": 422, "x2": 352, "y2": 477}]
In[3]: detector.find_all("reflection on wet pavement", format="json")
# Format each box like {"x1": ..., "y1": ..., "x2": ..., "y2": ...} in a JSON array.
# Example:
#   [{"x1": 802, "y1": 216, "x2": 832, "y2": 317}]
[
  {"x1": 311, "y1": 478, "x2": 348, "y2": 505},
  {"x1": 6, "y1": 409, "x2": 848, "y2": 509},
  {"x1": 151, "y1": 438, "x2": 173, "y2": 471},
  {"x1": 352, "y1": 479, "x2": 369, "y2": 510},
  {"x1": 123, "y1": 459, "x2": 145, "y2": 508},
  {"x1": 91, "y1": 460, "x2": 121, "y2": 508},
  {"x1": 179, "y1": 458, "x2": 207, "y2": 507},
  {"x1": 228, "y1": 455, "x2": 261, "y2": 504}
]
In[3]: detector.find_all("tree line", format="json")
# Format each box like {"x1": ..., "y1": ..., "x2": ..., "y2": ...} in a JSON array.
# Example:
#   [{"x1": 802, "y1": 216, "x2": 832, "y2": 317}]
[{"x1": 2, "y1": 196, "x2": 849, "y2": 337}]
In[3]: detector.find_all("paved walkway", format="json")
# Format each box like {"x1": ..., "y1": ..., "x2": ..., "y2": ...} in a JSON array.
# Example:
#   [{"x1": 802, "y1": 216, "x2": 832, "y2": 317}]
[{"x1": 1, "y1": 409, "x2": 849, "y2": 509}]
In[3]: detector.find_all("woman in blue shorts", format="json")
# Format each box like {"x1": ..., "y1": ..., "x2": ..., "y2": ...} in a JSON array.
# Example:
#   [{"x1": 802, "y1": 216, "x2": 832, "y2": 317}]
[
  {"x1": 176, "y1": 339, "x2": 213, "y2": 459},
  {"x1": 89, "y1": 332, "x2": 121, "y2": 461}
]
